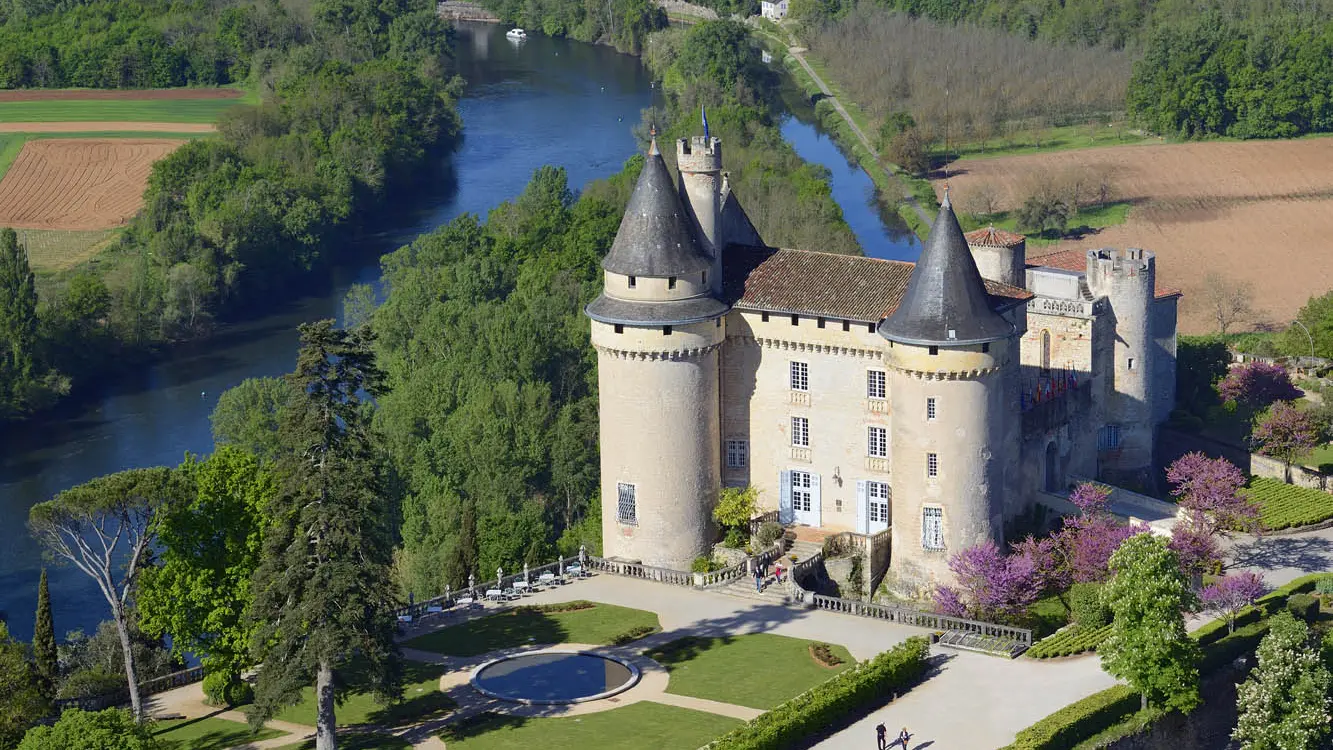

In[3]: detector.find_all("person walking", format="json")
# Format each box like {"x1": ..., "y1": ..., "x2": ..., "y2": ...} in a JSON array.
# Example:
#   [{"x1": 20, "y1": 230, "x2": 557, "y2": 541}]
[
  {"x1": 896, "y1": 727, "x2": 912, "y2": 749},
  {"x1": 753, "y1": 561, "x2": 763, "y2": 592},
  {"x1": 875, "y1": 723, "x2": 887, "y2": 750}
]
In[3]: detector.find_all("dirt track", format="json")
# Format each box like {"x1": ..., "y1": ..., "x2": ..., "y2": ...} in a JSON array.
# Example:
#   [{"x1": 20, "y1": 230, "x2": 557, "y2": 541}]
[
  {"x1": 936, "y1": 139, "x2": 1333, "y2": 333},
  {"x1": 0, "y1": 138, "x2": 185, "y2": 230},
  {"x1": 0, "y1": 88, "x2": 243, "y2": 102},
  {"x1": 0, "y1": 121, "x2": 215, "y2": 133}
]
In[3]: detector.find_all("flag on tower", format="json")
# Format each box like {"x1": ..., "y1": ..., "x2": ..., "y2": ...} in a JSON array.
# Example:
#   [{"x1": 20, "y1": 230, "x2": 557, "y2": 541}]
[{"x1": 702, "y1": 105, "x2": 710, "y2": 140}]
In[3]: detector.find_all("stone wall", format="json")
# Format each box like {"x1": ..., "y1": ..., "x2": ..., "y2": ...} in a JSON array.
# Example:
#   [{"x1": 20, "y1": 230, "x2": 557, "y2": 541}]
[{"x1": 1159, "y1": 428, "x2": 1333, "y2": 494}]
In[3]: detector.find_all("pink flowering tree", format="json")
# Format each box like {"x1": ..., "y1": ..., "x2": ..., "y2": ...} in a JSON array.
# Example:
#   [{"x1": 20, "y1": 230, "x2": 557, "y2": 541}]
[
  {"x1": 1059, "y1": 482, "x2": 1141, "y2": 583},
  {"x1": 1167, "y1": 521, "x2": 1221, "y2": 580},
  {"x1": 1216, "y1": 362, "x2": 1301, "y2": 411},
  {"x1": 1252, "y1": 401, "x2": 1320, "y2": 482},
  {"x1": 933, "y1": 540, "x2": 1043, "y2": 624},
  {"x1": 1199, "y1": 571, "x2": 1267, "y2": 633},
  {"x1": 1011, "y1": 534, "x2": 1070, "y2": 593},
  {"x1": 1166, "y1": 452, "x2": 1261, "y2": 535}
]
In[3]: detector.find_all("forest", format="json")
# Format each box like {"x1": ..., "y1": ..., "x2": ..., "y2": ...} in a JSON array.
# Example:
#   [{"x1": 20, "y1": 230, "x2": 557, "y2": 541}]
[
  {"x1": 0, "y1": 0, "x2": 461, "y2": 421},
  {"x1": 481, "y1": 0, "x2": 666, "y2": 53}
]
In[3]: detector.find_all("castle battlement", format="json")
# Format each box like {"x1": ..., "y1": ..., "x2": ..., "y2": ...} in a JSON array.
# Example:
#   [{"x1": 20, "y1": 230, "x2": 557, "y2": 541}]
[
  {"x1": 1087, "y1": 247, "x2": 1155, "y2": 282},
  {"x1": 677, "y1": 136, "x2": 721, "y2": 173}
]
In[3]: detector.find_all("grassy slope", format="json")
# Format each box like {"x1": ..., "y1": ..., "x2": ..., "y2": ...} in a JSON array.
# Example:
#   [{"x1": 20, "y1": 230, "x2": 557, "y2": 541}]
[
  {"x1": 275, "y1": 660, "x2": 456, "y2": 728},
  {"x1": 439, "y1": 702, "x2": 741, "y2": 750},
  {"x1": 645, "y1": 633, "x2": 853, "y2": 710},
  {"x1": 404, "y1": 603, "x2": 661, "y2": 657},
  {"x1": 0, "y1": 98, "x2": 239, "y2": 122},
  {"x1": 153, "y1": 716, "x2": 286, "y2": 750}
]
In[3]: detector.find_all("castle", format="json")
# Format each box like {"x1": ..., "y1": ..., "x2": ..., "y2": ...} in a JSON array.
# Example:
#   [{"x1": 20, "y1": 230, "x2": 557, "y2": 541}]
[{"x1": 585, "y1": 134, "x2": 1179, "y2": 590}]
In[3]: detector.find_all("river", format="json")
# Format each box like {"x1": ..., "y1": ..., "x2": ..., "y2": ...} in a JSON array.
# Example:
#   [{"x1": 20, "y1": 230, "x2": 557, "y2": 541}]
[{"x1": 0, "y1": 24, "x2": 917, "y2": 641}]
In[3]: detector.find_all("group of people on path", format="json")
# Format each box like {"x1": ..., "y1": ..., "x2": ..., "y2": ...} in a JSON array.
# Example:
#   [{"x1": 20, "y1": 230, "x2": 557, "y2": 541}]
[
  {"x1": 751, "y1": 559, "x2": 785, "y2": 592},
  {"x1": 876, "y1": 724, "x2": 912, "y2": 749}
]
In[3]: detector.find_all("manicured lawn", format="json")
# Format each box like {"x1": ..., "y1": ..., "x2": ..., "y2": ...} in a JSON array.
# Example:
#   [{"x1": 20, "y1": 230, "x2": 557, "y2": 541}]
[
  {"x1": 947, "y1": 122, "x2": 1157, "y2": 161},
  {"x1": 275, "y1": 660, "x2": 455, "y2": 728},
  {"x1": 438, "y1": 702, "x2": 741, "y2": 750},
  {"x1": 0, "y1": 134, "x2": 27, "y2": 180},
  {"x1": 271, "y1": 734, "x2": 410, "y2": 750},
  {"x1": 1028, "y1": 592, "x2": 1072, "y2": 638},
  {"x1": 404, "y1": 602, "x2": 661, "y2": 657},
  {"x1": 1299, "y1": 442, "x2": 1333, "y2": 471},
  {"x1": 152, "y1": 716, "x2": 285, "y2": 750},
  {"x1": 644, "y1": 633, "x2": 853, "y2": 710},
  {"x1": 0, "y1": 98, "x2": 240, "y2": 123}
]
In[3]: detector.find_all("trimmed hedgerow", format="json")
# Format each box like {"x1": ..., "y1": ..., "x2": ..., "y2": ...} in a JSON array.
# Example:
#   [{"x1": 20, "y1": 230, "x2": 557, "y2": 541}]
[
  {"x1": 1002, "y1": 684, "x2": 1141, "y2": 750},
  {"x1": 1025, "y1": 624, "x2": 1112, "y2": 659},
  {"x1": 705, "y1": 637, "x2": 930, "y2": 750},
  {"x1": 1242, "y1": 477, "x2": 1333, "y2": 530},
  {"x1": 608, "y1": 624, "x2": 658, "y2": 646},
  {"x1": 1286, "y1": 593, "x2": 1320, "y2": 622}
]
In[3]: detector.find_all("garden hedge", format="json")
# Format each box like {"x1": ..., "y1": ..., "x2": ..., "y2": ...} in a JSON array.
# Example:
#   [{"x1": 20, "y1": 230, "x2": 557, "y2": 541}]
[
  {"x1": 1025, "y1": 624, "x2": 1112, "y2": 659},
  {"x1": 1001, "y1": 573, "x2": 1326, "y2": 750},
  {"x1": 705, "y1": 637, "x2": 930, "y2": 750},
  {"x1": 1242, "y1": 477, "x2": 1333, "y2": 530},
  {"x1": 1069, "y1": 582, "x2": 1109, "y2": 628},
  {"x1": 1286, "y1": 593, "x2": 1319, "y2": 622}
]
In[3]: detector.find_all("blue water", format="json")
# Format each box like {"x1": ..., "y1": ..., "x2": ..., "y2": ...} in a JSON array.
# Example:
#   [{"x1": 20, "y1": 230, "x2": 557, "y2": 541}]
[{"x1": 474, "y1": 652, "x2": 634, "y2": 702}]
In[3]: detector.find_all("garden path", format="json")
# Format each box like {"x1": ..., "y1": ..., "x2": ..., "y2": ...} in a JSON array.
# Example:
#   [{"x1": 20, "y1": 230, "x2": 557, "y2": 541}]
[{"x1": 1224, "y1": 524, "x2": 1333, "y2": 587}]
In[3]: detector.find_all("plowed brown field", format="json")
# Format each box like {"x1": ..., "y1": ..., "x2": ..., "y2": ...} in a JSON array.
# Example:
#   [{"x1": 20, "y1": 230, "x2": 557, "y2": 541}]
[
  {"x1": 935, "y1": 139, "x2": 1333, "y2": 333},
  {"x1": 0, "y1": 138, "x2": 185, "y2": 230}
]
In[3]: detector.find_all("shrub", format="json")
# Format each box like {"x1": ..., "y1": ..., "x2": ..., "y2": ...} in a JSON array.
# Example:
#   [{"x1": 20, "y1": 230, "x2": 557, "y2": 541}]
[
  {"x1": 809, "y1": 643, "x2": 845, "y2": 668},
  {"x1": 756, "y1": 521, "x2": 783, "y2": 548},
  {"x1": 17, "y1": 708, "x2": 159, "y2": 750},
  {"x1": 708, "y1": 637, "x2": 930, "y2": 750},
  {"x1": 513, "y1": 600, "x2": 596, "y2": 614},
  {"x1": 1001, "y1": 684, "x2": 1141, "y2": 750},
  {"x1": 724, "y1": 528, "x2": 748, "y2": 549},
  {"x1": 1286, "y1": 593, "x2": 1320, "y2": 622},
  {"x1": 55, "y1": 668, "x2": 124, "y2": 701},
  {"x1": 1316, "y1": 575, "x2": 1333, "y2": 596},
  {"x1": 1198, "y1": 620, "x2": 1270, "y2": 675},
  {"x1": 692, "y1": 556, "x2": 724, "y2": 573},
  {"x1": 609, "y1": 625, "x2": 657, "y2": 646},
  {"x1": 1069, "y1": 583, "x2": 1109, "y2": 628},
  {"x1": 201, "y1": 670, "x2": 252, "y2": 707},
  {"x1": 1025, "y1": 624, "x2": 1112, "y2": 659}
]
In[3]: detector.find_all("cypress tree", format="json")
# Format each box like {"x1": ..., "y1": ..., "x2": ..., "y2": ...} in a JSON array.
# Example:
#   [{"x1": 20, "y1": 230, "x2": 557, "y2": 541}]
[
  {"x1": 33, "y1": 568, "x2": 57, "y2": 699},
  {"x1": 0, "y1": 228, "x2": 39, "y2": 416},
  {"x1": 247, "y1": 320, "x2": 400, "y2": 750}
]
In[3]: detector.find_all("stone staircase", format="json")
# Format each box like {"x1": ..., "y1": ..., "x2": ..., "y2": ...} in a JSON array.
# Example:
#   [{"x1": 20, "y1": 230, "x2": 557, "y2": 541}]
[{"x1": 708, "y1": 539, "x2": 824, "y2": 606}]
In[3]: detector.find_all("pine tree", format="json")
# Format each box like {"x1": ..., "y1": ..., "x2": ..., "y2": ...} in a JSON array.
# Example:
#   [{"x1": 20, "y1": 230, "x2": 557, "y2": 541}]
[
  {"x1": 33, "y1": 568, "x2": 57, "y2": 700},
  {"x1": 1099, "y1": 533, "x2": 1202, "y2": 712},
  {"x1": 0, "y1": 228, "x2": 40, "y2": 416},
  {"x1": 1233, "y1": 611, "x2": 1333, "y2": 750},
  {"x1": 247, "y1": 320, "x2": 400, "y2": 750}
]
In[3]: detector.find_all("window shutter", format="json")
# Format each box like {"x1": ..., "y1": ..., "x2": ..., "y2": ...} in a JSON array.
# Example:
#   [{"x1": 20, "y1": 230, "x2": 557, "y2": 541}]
[
  {"x1": 809, "y1": 473, "x2": 821, "y2": 526},
  {"x1": 856, "y1": 480, "x2": 868, "y2": 535},
  {"x1": 779, "y1": 470, "x2": 793, "y2": 524}
]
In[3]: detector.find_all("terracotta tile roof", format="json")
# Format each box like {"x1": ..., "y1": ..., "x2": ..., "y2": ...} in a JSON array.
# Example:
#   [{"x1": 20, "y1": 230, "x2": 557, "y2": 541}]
[
  {"x1": 1027, "y1": 249, "x2": 1181, "y2": 299},
  {"x1": 724, "y1": 246, "x2": 1032, "y2": 322},
  {"x1": 965, "y1": 226, "x2": 1026, "y2": 248}
]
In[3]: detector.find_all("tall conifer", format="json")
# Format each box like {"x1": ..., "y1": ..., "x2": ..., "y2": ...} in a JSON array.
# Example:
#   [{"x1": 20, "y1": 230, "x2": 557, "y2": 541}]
[
  {"x1": 0, "y1": 228, "x2": 39, "y2": 416},
  {"x1": 33, "y1": 568, "x2": 57, "y2": 699},
  {"x1": 247, "y1": 320, "x2": 400, "y2": 750}
]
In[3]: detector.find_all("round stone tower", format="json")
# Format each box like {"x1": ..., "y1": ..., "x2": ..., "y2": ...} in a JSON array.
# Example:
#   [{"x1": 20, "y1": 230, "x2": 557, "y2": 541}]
[
  {"x1": 1086, "y1": 247, "x2": 1156, "y2": 475},
  {"x1": 964, "y1": 225, "x2": 1027, "y2": 289},
  {"x1": 878, "y1": 193, "x2": 1022, "y2": 591},
  {"x1": 585, "y1": 137, "x2": 728, "y2": 571},
  {"x1": 677, "y1": 135, "x2": 723, "y2": 295}
]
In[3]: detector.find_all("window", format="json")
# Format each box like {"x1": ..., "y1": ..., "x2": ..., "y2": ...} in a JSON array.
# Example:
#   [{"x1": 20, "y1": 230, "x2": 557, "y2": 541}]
[
  {"x1": 726, "y1": 439, "x2": 748, "y2": 469},
  {"x1": 1099, "y1": 424, "x2": 1122, "y2": 450},
  {"x1": 791, "y1": 471, "x2": 812, "y2": 512},
  {"x1": 927, "y1": 452, "x2": 938, "y2": 478},
  {"x1": 668, "y1": 276, "x2": 677, "y2": 289},
  {"x1": 617, "y1": 483, "x2": 637, "y2": 525},
  {"x1": 1040, "y1": 330, "x2": 1051, "y2": 373},
  {"x1": 762, "y1": 312, "x2": 770, "y2": 322},
  {"x1": 663, "y1": 325, "x2": 673, "y2": 336},
  {"x1": 867, "y1": 370, "x2": 886, "y2": 399},
  {"x1": 1127, "y1": 357, "x2": 1135, "y2": 370},
  {"x1": 982, "y1": 342, "x2": 990, "y2": 353},
  {"x1": 928, "y1": 345, "x2": 939, "y2": 356},
  {"x1": 818, "y1": 318, "x2": 826, "y2": 329},
  {"x1": 922, "y1": 506, "x2": 944, "y2": 549},
  {"x1": 867, "y1": 426, "x2": 888, "y2": 457},
  {"x1": 791, "y1": 314, "x2": 799, "y2": 326},
  {"x1": 628, "y1": 275, "x2": 636, "y2": 289},
  {"x1": 868, "y1": 323, "x2": 876, "y2": 333},
  {"x1": 702, "y1": 271, "x2": 707, "y2": 285},
  {"x1": 926, "y1": 397, "x2": 937, "y2": 421},
  {"x1": 791, "y1": 416, "x2": 809, "y2": 447},
  {"x1": 842, "y1": 320, "x2": 850, "y2": 332},
  {"x1": 790, "y1": 361, "x2": 809, "y2": 391},
  {"x1": 868, "y1": 482, "x2": 890, "y2": 524}
]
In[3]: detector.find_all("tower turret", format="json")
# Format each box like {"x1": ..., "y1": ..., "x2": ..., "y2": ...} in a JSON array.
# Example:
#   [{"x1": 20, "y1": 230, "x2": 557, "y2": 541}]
[
  {"x1": 878, "y1": 193, "x2": 1023, "y2": 591},
  {"x1": 585, "y1": 137, "x2": 727, "y2": 571},
  {"x1": 677, "y1": 136, "x2": 724, "y2": 295},
  {"x1": 1086, "y1": 247, "x2": 1156, "y2": 477},
  {"x1": 964, "y1": 225, "x2": 1027, "y2": 289}
]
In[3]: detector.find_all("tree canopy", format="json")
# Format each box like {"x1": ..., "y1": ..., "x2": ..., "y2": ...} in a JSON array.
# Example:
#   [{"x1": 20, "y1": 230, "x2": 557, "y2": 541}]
[
  {"x1": 16, "y1": 708, "x2": 159, "y2": 750},
  {"x1": 0, "y1": 622, "x2": 47, "y2": 749}
]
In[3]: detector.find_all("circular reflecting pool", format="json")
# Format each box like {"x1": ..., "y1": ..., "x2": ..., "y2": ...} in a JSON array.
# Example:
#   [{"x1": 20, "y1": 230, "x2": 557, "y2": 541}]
[{"x1": 471, "y1": 650, "x2": 639, "y2": 704}]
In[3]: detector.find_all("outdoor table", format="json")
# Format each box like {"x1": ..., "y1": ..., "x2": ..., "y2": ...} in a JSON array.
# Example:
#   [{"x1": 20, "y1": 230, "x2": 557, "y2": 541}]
[
  {"x1": 457, "y1": 596, "x2": 475, "y2": 605},
  {"x1": 514, "y1": 580, "x2": 532, "y2": 593},
  {"x1": 567, "y1": 564, "x2": 584, "y2": 577},
  {"x1": 539, "y1": 572, "x2": 560, "y2": 585},
  {"x1": 486, "y1": 589, "x2": 503, "y2": 601},
  {"x1": 502, "y1": 588, "x2": 521, "y2": 601}
]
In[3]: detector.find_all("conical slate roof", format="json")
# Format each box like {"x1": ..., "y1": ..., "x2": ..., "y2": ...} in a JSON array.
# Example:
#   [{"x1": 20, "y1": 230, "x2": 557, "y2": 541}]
[
  {"x1": 602, "y1": 140, "x2": 711, "y2": 277},
  {"x1": 877, "y1": 192, "x2": 1015, "y2": 346}
]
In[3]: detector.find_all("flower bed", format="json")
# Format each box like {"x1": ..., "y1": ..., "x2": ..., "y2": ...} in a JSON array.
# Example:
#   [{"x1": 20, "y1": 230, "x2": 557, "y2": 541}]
[
  {"x1": 1024, "y1": 624, "x2": 1112, "y2": 659},
  {"x1": 1242, "y1": 476, "x2": 1333, "y2": 530}
]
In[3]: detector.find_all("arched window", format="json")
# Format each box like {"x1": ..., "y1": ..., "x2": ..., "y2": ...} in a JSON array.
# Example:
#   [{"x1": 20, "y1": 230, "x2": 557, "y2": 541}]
[{"x1": 1040, "y1": 330, "x2": 1052, "y2": 374}]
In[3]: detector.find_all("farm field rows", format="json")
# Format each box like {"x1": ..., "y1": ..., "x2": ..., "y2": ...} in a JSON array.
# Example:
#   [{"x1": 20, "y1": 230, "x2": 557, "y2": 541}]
[
  {"x1": 0, "y1": 99, "x2": 237, "y2": 122},
  {"x1": 934, "y1": 139, "x2": 1333, "y2": 333},
  {"x1": 1243, "y1": 476, "x2": 1333, "y2": 530},
  {"x1": 0, "y1": 138, "x2": 185, "y2": 231},
  {"x1": 0, "y1": 88, "x2": 244, "y2": 102}
]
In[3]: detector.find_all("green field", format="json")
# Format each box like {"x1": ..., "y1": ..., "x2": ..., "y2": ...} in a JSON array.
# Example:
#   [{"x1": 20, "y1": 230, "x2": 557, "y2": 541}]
[
  {"x1": 0, "y1": 98, "x2": 238, "y2": 123},
  {"x1": 644, "y1": 633, "x2": 853, "y2": 710},
  {"x1": 439, "y1": 702, "x2": 741, "y2": 750},
  {"x1": 961, "y1": 201, "x2": 1134, "y2": 247},
  {"x1": 275, "y1": 659, "x2": 455, "y2": 728},
  {"x1": 404, "y1": 602, "x2": 661, "y2": 657},
  {"x1": 153, "y1": 716, "x2": 286, "y2": 750}
]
